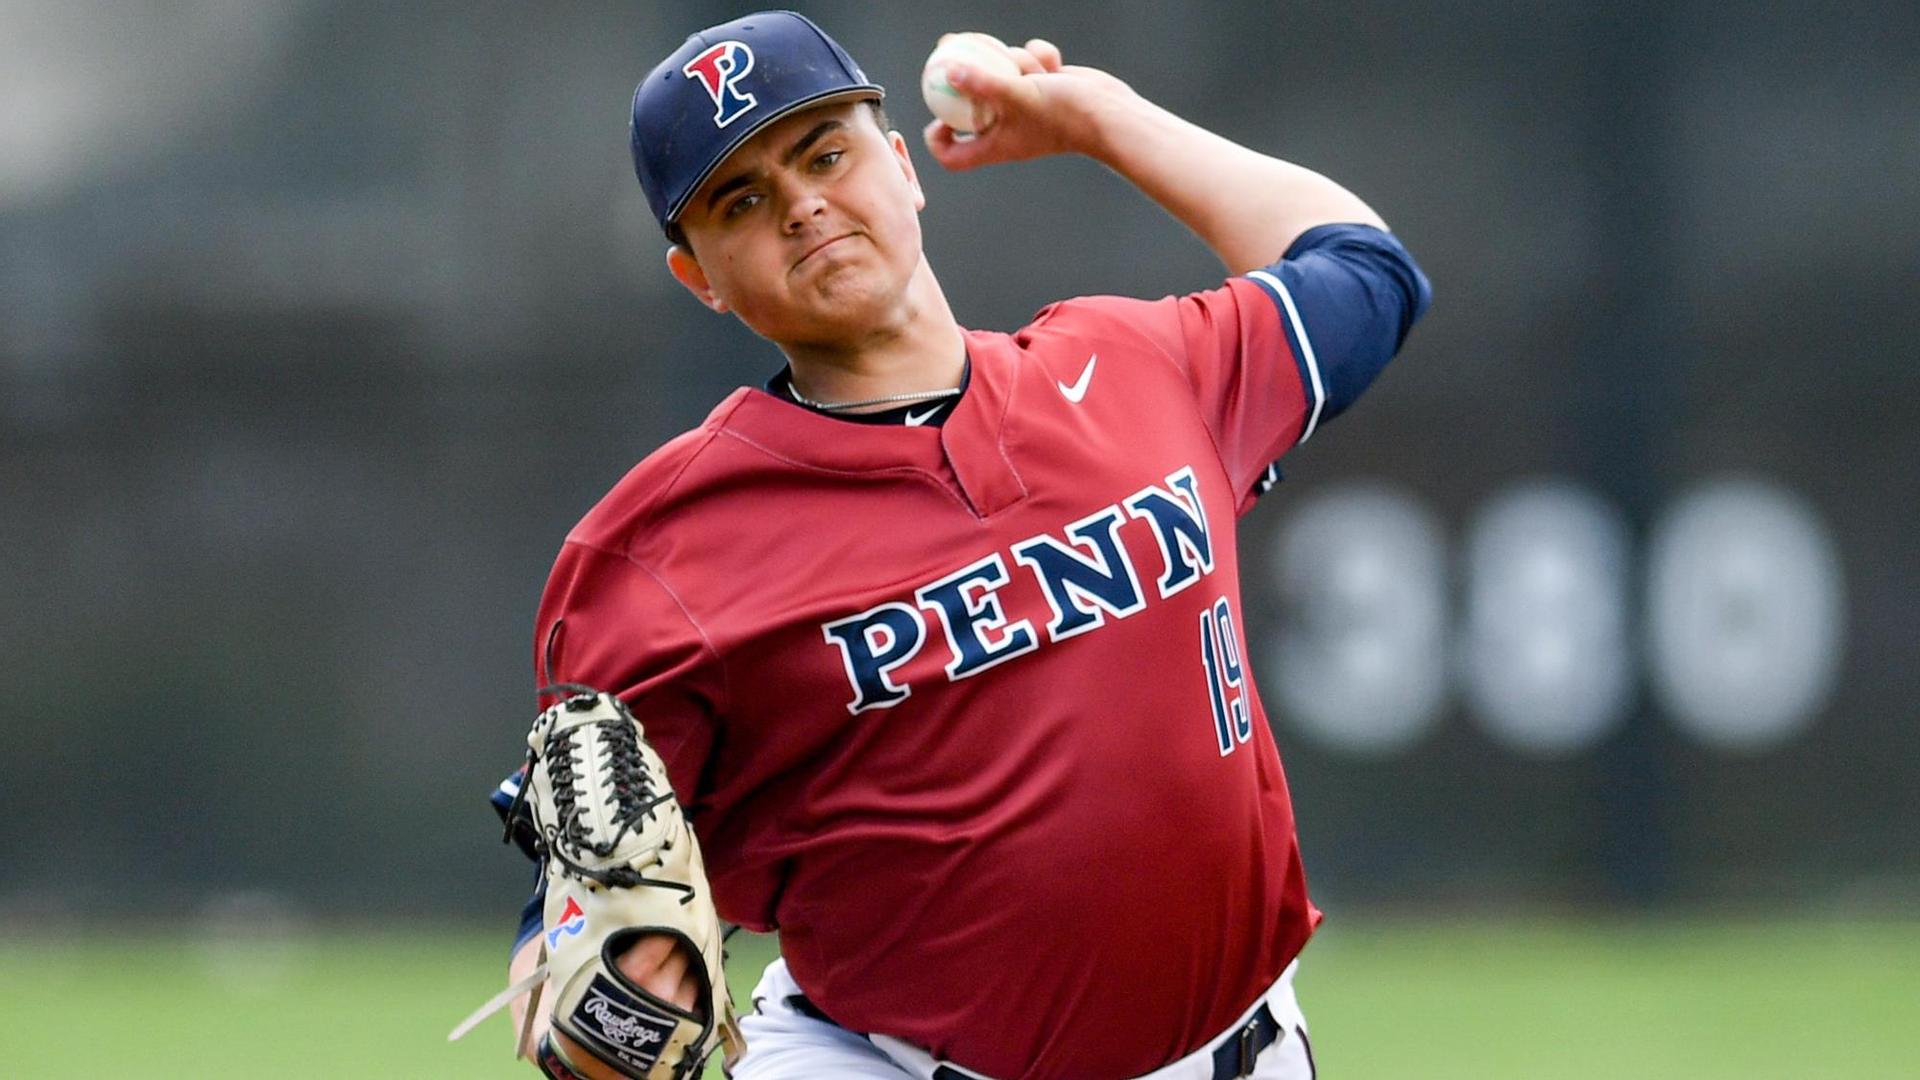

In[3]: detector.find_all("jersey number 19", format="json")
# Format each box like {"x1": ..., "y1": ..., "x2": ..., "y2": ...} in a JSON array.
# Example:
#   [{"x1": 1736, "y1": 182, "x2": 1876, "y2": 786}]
[{"x1": 1201, "y1": 596, "x2": 1251, "y2": 756}]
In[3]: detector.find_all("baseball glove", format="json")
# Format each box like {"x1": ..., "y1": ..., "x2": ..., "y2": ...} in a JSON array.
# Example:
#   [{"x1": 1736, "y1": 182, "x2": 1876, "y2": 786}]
[{"x1": 454, "y1": 685, "x2": 743, "y2": 1078}]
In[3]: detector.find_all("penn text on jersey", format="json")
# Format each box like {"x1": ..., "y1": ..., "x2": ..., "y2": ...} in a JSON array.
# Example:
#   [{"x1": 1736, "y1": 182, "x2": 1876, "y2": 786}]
[{"x1": 822, "y1": 464, "x2": 1216, "y2": 713}]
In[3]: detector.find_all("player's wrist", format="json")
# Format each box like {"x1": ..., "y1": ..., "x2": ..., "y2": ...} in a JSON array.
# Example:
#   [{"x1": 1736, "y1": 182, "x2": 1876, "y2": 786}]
[
  {"x1": 534, "y1": 1030, "x2": 595, "y2": 1079},
  {"x1": 1069, "y1": 77, "x2": 1164, "y2": 166}
]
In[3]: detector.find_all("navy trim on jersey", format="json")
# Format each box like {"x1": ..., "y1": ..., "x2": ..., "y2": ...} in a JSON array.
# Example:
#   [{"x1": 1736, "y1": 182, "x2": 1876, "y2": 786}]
[
  {"x1": 1243, "y1": 223, "x2": 1432, "y2": 443},
  {"x1": 1253, "y1": 461, "x2": 1283, "y2": 497},
  {"x1": 764, "y1": 359, "x2": 971, "y2": 426},
  {"x1": 1244, "y1": 267, "x2": 1328, "y2": 445}
]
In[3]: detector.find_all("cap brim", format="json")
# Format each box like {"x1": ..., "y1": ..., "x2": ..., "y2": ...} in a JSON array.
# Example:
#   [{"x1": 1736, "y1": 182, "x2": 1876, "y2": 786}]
[{"x1": 664, "y1": 84, "x2": 885, "y2": 226}]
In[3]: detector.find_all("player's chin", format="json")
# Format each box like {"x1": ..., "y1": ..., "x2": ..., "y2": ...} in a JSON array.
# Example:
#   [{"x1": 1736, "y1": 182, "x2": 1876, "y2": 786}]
[
  {"x1": 735, "y1": 295, "x2": 854, "y2": 343},
  {"x1": 768, "y1": 291, "x2": 894, "y2": 344},
  {"x1": 798, "y1": 263, "x2": 896, "y2": 311}
]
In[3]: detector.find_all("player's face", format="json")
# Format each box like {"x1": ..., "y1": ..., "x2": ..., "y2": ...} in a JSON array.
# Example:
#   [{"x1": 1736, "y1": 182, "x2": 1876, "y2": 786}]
[{"x1": 669, "y1": 102, "x2": 927, "y2": 345}]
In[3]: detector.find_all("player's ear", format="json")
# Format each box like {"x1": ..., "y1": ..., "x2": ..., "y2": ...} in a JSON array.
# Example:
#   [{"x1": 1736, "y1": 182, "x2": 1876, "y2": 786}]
[
  {"x1": 888, "y1": 129, "x2": 926, "y2": 212},
  {"x1": 666, "y1": 245, "x2": 729, "y2": 314}
]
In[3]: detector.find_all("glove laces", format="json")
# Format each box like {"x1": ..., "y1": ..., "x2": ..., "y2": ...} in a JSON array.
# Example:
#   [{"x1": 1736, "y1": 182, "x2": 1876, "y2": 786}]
[{"x1": 511, "y1": 684, "x2": 694, "y2": 901}]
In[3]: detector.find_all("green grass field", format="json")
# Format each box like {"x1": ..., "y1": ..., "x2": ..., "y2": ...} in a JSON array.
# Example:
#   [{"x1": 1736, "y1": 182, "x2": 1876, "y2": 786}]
[{"x1": 3, "y1": 918, "x2": 1914, "y2": 1077}]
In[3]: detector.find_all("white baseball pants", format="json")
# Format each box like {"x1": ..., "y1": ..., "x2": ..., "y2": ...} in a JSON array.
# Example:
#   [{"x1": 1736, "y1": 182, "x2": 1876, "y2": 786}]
[{"x1": 730, "y1": 957, "x2": 1315, "y2": 1080}]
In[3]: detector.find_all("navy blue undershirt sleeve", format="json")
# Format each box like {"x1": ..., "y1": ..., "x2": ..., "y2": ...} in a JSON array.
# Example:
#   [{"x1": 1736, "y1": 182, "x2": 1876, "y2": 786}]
[
  {"x1": 491, "y1": 764, "x2": 541, "y2": 861},
  {"x1": 1252, "y1": 222, "x2": 1432, "y2": 425},
  {"x1": 491, "y1": 764, "x2": 547, "y2": 952}
]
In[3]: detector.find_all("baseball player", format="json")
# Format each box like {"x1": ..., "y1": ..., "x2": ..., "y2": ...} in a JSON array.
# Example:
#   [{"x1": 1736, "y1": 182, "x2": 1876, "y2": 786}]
[{"x1": 488, "y1": 11, "x2": 1430, "y2": 1080}]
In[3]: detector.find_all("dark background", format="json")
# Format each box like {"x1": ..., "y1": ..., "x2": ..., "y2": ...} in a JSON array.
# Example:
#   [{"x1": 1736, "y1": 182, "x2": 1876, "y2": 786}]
[{"x1": 4, "y1": 0, "x2": 1915, "y2": 929}]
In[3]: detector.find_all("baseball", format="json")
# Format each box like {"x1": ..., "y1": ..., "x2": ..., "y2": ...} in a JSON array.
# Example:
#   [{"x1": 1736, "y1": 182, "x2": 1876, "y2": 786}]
[{"x1": 920, "y1": 32, "x2": 1022, "y2": 135}]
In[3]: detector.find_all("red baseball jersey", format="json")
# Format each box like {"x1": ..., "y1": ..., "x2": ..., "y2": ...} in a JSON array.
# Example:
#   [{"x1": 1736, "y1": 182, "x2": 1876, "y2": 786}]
[{"x1": 531, "y1": 227, "x2": 1428, "y2": 1079}]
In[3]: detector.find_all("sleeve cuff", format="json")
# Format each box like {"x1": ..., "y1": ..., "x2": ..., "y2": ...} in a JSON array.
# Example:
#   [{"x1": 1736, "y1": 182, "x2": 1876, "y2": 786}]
[{"x1": 1243, "y1": 268, "x2": 1327, "y2": 447}]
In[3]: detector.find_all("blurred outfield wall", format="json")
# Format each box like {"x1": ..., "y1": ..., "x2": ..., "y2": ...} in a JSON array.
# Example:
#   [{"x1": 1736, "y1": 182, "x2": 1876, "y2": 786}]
[{"x1": 2, "y1": 0, "x2": 1916, "y2": 924}]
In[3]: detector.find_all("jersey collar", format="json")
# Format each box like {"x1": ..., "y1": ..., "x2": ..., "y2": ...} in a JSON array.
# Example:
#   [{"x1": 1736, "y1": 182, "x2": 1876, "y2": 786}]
[{"x1": 721, "y1": 328, "x2": 1028, "y2": 519}]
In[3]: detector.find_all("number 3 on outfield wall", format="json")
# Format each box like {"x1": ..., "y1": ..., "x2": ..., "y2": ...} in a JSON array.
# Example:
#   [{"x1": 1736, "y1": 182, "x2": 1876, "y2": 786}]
[{"x1": 1201, "y1": 596, "x2": 1253, "y2": 755}]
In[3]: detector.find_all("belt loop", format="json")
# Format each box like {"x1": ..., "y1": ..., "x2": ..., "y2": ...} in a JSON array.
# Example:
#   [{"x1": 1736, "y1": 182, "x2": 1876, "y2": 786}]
[{"x1": 1237, "y1": 1019, "x2": 1256, "y2": 1077}]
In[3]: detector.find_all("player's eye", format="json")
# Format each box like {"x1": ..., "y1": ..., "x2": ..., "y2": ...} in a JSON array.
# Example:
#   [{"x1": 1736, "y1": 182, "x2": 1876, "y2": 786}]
[
  {"x1": 812, "y1": 149, "x2": 844, "y2": 171},
  {"x1": 723, "y1": 192, "x2": 762, "y2": 219}
]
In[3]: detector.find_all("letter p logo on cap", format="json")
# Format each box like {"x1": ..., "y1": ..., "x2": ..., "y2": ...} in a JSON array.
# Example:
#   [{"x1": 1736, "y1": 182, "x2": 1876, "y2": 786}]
[{"x1": 682, "y1": 41, "x2": 757, "y2": 128}]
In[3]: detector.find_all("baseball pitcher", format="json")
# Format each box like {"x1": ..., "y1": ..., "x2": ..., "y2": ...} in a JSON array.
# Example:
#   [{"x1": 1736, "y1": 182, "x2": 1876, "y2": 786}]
[{"x1": 472, "y1": 11, "x2": 1430, "y2": 1079}]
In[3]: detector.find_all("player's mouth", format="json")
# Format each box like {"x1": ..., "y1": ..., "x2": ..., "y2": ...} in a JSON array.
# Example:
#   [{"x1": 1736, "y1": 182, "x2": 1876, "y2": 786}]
[{"x1": 793, "y1": 233, "x2": 859, "y2": 270}]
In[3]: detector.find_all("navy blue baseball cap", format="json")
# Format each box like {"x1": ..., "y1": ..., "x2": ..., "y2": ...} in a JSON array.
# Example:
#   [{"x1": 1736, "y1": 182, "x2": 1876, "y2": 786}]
[{"x1": 631, "y1": 11, "x2": 885, "y2": 232}]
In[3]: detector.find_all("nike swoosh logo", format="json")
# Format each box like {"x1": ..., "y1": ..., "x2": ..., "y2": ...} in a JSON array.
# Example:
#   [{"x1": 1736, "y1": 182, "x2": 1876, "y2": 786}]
[
  {"x1": 904, "y1": 405, "x2": 942, "y2": 426},
  {"x1": 1058, "y1": 354, "x2": 1097, "y2": 403}
]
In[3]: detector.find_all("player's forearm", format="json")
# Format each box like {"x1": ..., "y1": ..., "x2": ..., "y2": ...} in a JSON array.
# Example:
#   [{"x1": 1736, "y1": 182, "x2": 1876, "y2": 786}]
[
  {"x1": 507, "y1": 934, "x2": 547, "y2": 1060},
  {"x1": 1079, "y1": 88, "x2": 1387, "y2": 274}
]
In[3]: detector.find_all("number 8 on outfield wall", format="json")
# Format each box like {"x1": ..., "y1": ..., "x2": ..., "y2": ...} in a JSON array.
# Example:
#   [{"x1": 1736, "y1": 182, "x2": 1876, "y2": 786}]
[{"x1": 1265, "y1": 475, "x2": 1845, "y2": 757}]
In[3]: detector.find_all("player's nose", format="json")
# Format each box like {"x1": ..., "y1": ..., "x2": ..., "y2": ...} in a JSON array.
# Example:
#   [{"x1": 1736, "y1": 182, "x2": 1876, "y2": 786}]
[{"x1": 782, "y1": 186, "x2": 830, "y2": 234}]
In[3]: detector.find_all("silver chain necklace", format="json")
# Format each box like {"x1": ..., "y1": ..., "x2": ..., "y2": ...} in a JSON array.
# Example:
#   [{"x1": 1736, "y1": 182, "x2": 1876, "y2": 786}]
[{"x1": 787, "y1": 383, "x2": 963, "y2": 413}]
